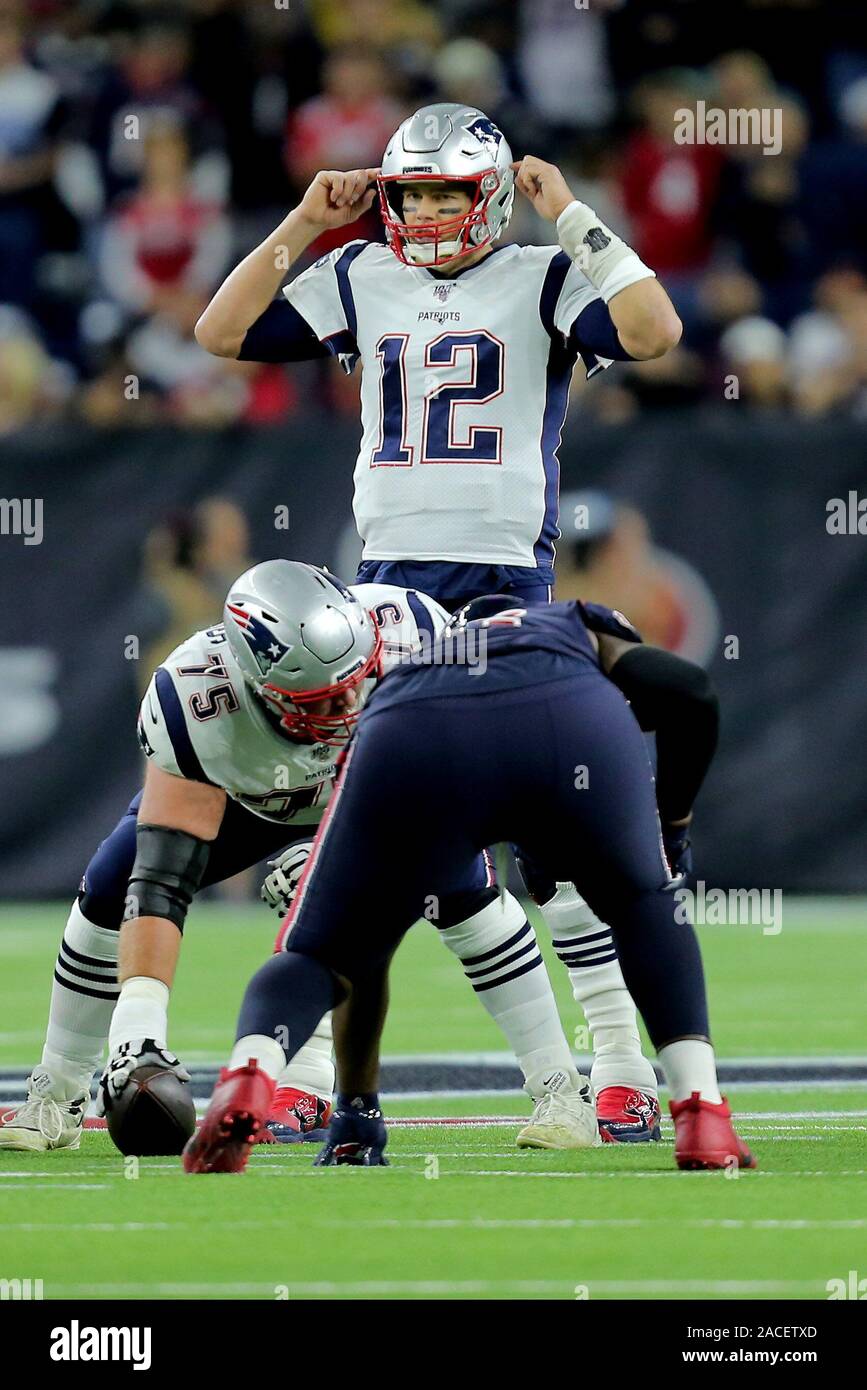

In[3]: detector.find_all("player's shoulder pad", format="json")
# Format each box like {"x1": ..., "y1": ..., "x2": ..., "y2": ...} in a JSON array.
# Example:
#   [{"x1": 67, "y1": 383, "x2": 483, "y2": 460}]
[
  {"x1": 136, "y1": 627, "x2": 225, "y2": 776},
  {"x1": 352, "y1": 582, "x2": 449, "y2": 669},
  {"x1": 352, "y1": 582, "x2": 449, "y2": 630},
  {"x1": 137, "y1": 669, "x2": 182, "y2": 776},
  {"x1": 292, "y1": 239, "x2": 374, "y2": 279},
  {"x1": 508, "y1": 242, "x2": 569, "y2": 273},
  {"x1": 578, "y1": 600, "x2": 643, "y2": 644}
]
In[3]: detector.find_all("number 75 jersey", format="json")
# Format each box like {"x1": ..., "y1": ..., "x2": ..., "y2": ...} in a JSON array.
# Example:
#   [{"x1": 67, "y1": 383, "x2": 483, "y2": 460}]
[
  {"x1": 283, "y1": 240, "x2": 611, "y2": 576},
  {"x1": 136, "y1": 583, "x2": 448, "y2": 826}
]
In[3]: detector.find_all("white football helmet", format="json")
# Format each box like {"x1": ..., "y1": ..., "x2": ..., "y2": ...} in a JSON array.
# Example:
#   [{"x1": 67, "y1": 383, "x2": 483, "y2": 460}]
[{"x1": 378, "y1": 102, "x2": 515, "y2": 268}]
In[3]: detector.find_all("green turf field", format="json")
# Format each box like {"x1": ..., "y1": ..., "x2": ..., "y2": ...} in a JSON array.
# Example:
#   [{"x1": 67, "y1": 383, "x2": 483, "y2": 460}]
[{"x1": 1, "y1": 898, "x2": 865, "y2": 1300}]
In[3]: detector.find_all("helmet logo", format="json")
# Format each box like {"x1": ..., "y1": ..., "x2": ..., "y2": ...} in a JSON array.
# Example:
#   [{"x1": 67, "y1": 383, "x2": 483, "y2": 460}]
[
  {"x1": 463, "y1": 117, "x2": 503, "y2": 158},
  {"x1": 227, "y1": 604, "x2": 292, "y2": 675}
]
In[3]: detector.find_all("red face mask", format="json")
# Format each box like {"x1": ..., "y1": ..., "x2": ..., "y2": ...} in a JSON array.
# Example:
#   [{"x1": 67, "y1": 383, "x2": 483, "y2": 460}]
[
  {"x1": 378, "y1": 173, "x2": 496, "y2": 268},
  {"x1": 260, "y1": 624, "x2": 384, "y2": 746}
]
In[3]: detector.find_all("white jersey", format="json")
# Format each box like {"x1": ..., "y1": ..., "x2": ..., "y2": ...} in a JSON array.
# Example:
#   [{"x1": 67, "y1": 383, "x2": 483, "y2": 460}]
[
  {"x1": 283, "y1": 239, "x2": 632, "y2": 573},
  {"x1": 137, "y1": 583, "x2": 448, "y2": 827}
]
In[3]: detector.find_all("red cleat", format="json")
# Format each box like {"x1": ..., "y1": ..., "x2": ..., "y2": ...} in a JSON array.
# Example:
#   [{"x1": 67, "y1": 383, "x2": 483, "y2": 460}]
[
  {"x1": 256, "y1": 1086, "x2": 333, "y2": 1144},
  {"x1": 182, "y1": 1060, "x2": 275, "y2": 1174},
  {"x1": 597, "y1": 1086, "x2": 661, "y2": 1143},
  {"x1": 670, "y1": 1091, "x2": 757, "y2": 1171}
]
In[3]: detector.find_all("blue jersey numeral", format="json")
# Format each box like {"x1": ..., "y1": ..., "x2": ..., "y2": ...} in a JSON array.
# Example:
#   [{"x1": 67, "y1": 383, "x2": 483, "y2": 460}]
[
  {"x1": 372, "y1": 334, "x2": 413, "y2": 466},
  {"x1": 372, "y1": 331, "x2": 504, "y2": 467}
]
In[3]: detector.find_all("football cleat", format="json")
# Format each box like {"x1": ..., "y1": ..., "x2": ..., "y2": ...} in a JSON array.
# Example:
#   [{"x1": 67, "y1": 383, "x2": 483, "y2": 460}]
[
  {"x1": 256, "y1": 1086, "x2": 333, "y2": 1144},
  {"x1": 516, "y1": 1079, "x2": 602, "y2": 1150},
  {"x1": 0, "y1": 1067, "x2": 87, "y2": 1152},
  {"x1": 182, "y1": 1060, "x2": 275, "y2": 1174},
  {"x1": 597, "y1": 1086, "x2": 662, "y2": 1143},
  {"x1": 670, "y1": 1091, "x2": 757, "y2": 1171},
  {"x1": 314, "y1": 1100, "x2": 388, "y2": 1166}
]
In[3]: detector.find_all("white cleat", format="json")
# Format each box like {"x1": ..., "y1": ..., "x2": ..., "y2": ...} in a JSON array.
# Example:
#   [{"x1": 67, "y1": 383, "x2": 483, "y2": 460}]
[
  {"x1": 516, "y1": 1079, "x2": 602, "y2": 1150},
  {"x1": 0, "y1": 1067, "x2": 87, "y2": 1152}
]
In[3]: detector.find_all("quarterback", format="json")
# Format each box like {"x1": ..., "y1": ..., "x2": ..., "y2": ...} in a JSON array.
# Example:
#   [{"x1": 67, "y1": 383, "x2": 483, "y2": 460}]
[{"x1": 195, "y1": 103, "x2": 684, "y2": 1140}]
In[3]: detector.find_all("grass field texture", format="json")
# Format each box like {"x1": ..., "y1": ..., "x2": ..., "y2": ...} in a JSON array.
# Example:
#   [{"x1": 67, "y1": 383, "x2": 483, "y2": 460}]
[{"x1": 1, "y1": 898, "x2": 865, "y2": 1300}]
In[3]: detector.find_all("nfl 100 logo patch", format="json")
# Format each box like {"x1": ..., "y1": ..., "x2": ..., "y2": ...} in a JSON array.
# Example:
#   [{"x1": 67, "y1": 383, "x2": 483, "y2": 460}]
[{"x1": 433, "y1": 283, "x2": 455, "y2": 304}]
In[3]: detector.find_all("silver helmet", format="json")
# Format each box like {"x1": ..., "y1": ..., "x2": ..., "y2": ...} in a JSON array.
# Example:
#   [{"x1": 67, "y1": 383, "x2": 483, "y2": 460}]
[
  {"x1": 223, "y1": 560, "x2": 382, "y2": 745},
  {"x1": 378, "y1": 102, "x2": 515, "y2": 267}
]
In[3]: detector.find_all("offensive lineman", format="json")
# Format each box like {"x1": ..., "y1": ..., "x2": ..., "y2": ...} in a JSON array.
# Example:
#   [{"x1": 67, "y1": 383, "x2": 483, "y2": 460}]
[
  {"x1": 186, "y1": 596, "x2": 754, "y2": 1175},
  {"x1": 195, "y1": 103, "x2": 685, "y2": 1139},
  {"x1": 0, "y1": 563, "x2": 600, "y2": 1153}
]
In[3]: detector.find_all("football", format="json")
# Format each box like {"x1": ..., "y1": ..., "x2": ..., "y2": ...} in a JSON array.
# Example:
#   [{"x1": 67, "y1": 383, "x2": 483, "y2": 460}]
[{"x1": 106, "y1": 1064, "x2": 196, "y2": 1157}]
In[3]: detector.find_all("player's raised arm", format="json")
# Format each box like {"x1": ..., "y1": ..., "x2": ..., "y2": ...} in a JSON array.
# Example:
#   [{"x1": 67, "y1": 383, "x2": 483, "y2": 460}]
[
  {"x1": 194, "y1": 168, "x2": 379, "y2": 360},
  {"x1": 512, "y1": 154, "x2": 681, "y2": 361}
]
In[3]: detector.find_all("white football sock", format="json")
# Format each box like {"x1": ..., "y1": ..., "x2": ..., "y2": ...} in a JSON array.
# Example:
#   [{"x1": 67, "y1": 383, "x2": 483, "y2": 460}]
[
  {"x1": 230, "y1": 1034, "x2": 286, "y2": 1081},
  {"x1": 541, "y1": 884, "x2": 658, "y2": 1094},
  {"x1": 109, "y1": 977, "x2": 170, "y2": 1052},
  {"x1": 276, "y1": 1012, "x2": 335, "y2": 1102},
  {"x1": 437, "y1": 892, "x2": 581, "y2": 1098},
  {"x1": 658, "y1": 1039, "x2": 722, "y2": 1104},
  {"x1": 41, "y1": 900, "x2": 120, "y2": 1090}
]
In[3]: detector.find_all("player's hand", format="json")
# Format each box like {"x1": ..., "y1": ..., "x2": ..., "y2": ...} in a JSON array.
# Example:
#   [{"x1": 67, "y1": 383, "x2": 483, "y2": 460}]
[
  {"x1": 662, "y1": 822, "x2": 693, "y2": 887},
  {"x1": 297, "y1": 168, "x2": 380, "y2": 231},
  {"x1": 95, "y1": 1039, "x2": 191, "y2": 1116},
  {"x1": 313, "y1": 1101, "x2": 389, "y2": 1166},
  {"x1": 510, "y1": 156, "x2": 576, "y2": 223},
  {"x1": 261, "y1": 840, "x2": 314, "y2": 911}
]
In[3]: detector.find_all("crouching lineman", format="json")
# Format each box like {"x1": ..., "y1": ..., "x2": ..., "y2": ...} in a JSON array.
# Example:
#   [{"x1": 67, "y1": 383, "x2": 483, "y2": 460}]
[
  {"x1": 0, "y1": 562, "x2": 602, "y2": 1155},
  {"x1": 186, "y1": 595, "x2": 755, "y2": 1174}
]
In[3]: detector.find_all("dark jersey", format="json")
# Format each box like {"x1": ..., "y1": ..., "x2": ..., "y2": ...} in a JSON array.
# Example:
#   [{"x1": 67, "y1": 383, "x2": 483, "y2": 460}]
[{"x1": 364, "y1": 600, "x2": 642, "y2": 715}]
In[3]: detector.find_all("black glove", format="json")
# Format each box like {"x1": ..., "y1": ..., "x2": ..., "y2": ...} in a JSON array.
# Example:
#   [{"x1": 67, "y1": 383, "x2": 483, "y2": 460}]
[{"x1": 663, "y1": 824, "x2": 693, "y2": 886}]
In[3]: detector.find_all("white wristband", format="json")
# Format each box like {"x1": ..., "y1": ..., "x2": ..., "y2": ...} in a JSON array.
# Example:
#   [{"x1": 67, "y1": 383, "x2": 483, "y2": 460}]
[{"x1": 556, "y1": 199, "x2": 655, "y2": 303}]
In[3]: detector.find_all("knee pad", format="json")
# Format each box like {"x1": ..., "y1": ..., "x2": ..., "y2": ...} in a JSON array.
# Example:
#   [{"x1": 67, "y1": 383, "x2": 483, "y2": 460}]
[{"x1": 78, "y1": 810, "x2": 139, "y2": 930}]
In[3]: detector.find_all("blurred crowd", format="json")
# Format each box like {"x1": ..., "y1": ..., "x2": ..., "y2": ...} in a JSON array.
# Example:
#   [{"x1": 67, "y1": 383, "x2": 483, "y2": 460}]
[{"x1": 2, "y1": 0, "x2": 867, "y2": 432}]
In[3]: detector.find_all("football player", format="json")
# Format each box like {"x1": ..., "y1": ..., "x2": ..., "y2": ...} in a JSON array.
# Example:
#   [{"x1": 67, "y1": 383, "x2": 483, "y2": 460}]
[
  {"x1": 0, "y1": 562, "x2": 599, "y2": 1155},
  {"x1": 194, "y1": 103, "x2": 684, "y2": 1140},
  {"x1": 186, "y1": 596, "x2": 753, "y2": 1175}
]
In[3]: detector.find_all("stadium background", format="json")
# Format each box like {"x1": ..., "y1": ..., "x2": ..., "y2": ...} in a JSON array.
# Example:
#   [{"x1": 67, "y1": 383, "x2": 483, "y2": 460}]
[{"x1": 1, "y1": 0, "x2": 866, "y2": 898}]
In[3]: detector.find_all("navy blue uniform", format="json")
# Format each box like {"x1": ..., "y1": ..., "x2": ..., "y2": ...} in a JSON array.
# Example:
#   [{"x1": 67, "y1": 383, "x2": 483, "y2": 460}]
[
  {"x1": 354, "y1": 558, "x2": 552, "y2": 613},
  {"x1": 79, "y1": 787, "x2": 493, "y2": 934},
  {"x1": 78, "y1": 791, "x2": 297, "y2": 929},
  {"x1": 246, "y1": 602, "x2": 709, "y2": 1054}
]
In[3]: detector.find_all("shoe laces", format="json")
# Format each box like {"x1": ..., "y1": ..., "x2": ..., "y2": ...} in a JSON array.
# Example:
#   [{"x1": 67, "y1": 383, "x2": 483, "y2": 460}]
[
  {"x1": 532, "y1": 1086, "x2": 592, "y2": 1124},
  {"x1": 9, "y1": 1096, "x2": 70, "y2": 1142}
]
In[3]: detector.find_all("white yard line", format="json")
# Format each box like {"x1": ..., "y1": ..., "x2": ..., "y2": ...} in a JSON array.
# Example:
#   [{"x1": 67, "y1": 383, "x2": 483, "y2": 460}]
[
  {"x1": 336, "y1": 1217, "x2": 867, "y2": 1231},
  {"x1": 0, "y1": 1182, "x2": 108, "y2": 1191},
  {"x1": 44, "y1": 1277, "x2": 827, "y2": 1298}
]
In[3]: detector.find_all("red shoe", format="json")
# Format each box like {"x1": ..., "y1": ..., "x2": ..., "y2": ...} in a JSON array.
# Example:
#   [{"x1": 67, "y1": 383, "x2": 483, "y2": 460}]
[
  {"x1": 670, "y1": 1091, "x2": 757, "y2": 1170},
  {"x1": 597, "y1": 1086, "x2": 661, "y2": 1143},
  {"x1": 182, "y1": 1060, "x2": 275, "y2": 1174},
  {"x1": 255, "y1": 1086, "x2": 333, "y2": 1145}
]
